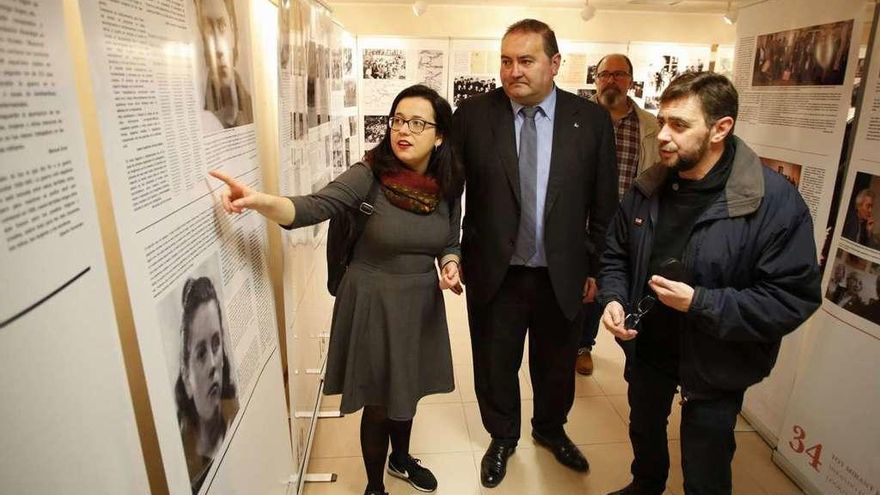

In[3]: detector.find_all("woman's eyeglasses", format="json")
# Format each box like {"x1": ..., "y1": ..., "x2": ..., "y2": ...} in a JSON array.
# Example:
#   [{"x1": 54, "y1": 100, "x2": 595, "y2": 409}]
[
  {"x1": 388, "y1": 116, "x2": 436, "y2": 135},
  {"x1": 624, "y1": 295, "x2": 656, "y2": 329}
]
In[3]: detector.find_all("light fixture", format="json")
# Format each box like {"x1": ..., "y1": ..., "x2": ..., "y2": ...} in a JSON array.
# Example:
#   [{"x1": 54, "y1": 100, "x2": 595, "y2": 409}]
[
  {"x1": 580, "y1": 0, "x2": 596, "y2": 22},
  {"x1": 722, "y1": 0, "x2": 738, "y2": 25},
  {"x1": 412, "y1": 0, "x2": 427, "y2": 16}
]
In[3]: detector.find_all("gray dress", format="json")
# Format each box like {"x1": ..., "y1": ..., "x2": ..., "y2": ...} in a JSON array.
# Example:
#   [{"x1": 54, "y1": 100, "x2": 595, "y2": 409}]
[{"x1": 287, "y1": 163, "x2": 460, "y2": 420}]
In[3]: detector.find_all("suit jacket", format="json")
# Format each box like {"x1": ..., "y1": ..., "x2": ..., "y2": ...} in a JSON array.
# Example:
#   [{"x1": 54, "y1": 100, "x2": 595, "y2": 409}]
[{"x1": 453, "y1": 87, "x2": 619, "y2": 320}]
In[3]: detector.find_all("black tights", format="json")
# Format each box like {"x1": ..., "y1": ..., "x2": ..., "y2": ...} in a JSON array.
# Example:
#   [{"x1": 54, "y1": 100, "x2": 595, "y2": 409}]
[{"x1": 360, "y1": 405, "x2": 413, "y2": 492}]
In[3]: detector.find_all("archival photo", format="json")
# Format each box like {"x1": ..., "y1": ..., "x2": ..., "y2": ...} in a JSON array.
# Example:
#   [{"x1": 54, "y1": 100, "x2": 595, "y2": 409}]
[
  {"x1": 841, "y1": 171, "x2": 880, "y2": 250},
  {"x1": 194, "y1": 0, "x2": 254, "y2": 131},
  {"x1": 825, "y1": 248, "x2": 880, "y2": 326},
  {"x1": 760, "y1": 156, "x2": 802, "y2": 188},
  {"x1": 362, "y1": 48, "x2": 406, "y2": 79},
  {"x1": 156, "y1": 254, "x2": 240, "y2": 494},
  {"x1": 577, "y1": 88, "x2": 597, "y2": 99},
  {"x1": 752, "y1": 20, "x2": 853, "y2": 86},
  {"x1": 453, "y1": 76, "x2": 497, "y2": 106},
  {"x1": 344, "y1": 79, "x2": 357, "y2": 107},
  {"x1": 363, "y1": 115, "x2": 387, "y2": 145}
]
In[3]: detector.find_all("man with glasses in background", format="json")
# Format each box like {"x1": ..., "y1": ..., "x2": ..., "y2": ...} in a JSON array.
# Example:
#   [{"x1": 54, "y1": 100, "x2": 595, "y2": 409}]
[
  {"x1": 597, "y1": 72, "x2": 820, "y2": 495},
  {"x1": 575, "y1": 54, "x2": 660, "y2": 376}
]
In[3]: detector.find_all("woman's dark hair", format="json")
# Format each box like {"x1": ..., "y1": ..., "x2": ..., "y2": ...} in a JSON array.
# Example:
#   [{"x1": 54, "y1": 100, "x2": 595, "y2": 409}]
[
  {"x1": 364, "y1": 84, "x2": 464, "y2": 200},
  {"x1": 174, "y1": 277, "x2": 236, "y2": 425}
]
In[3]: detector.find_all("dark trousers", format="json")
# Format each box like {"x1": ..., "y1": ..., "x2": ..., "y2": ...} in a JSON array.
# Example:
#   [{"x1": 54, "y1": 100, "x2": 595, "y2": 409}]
[
  {"x1": 627, "y1": 359, "x2": 744, "y2": 495},
  {"x1": 578, "y1": 301, "x2": 601, "y2": 349},
  {"x1": 467, "y1": 266, "x2": 579, "y2": 443}
]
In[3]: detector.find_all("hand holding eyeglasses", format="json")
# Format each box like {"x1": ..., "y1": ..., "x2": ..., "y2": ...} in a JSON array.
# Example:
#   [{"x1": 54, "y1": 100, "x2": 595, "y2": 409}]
[
  {"x1": 647, "y1": 275, "x2": 695, "y2": 312},
  {"x1": 601, "y1": 301, "x2": 639, "y2": 341}
]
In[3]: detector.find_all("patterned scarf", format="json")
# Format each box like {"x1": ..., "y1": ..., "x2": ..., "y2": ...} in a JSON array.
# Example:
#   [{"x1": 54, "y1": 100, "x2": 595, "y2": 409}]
[{"x1": 380, "y1": 168, "x2": 441, "y2": 214}]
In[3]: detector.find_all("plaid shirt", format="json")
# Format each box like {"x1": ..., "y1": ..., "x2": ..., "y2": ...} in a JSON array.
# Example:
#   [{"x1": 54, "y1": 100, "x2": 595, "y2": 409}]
[{"x1": 613, "y1": 104, "x2": 641, "y2": 199}]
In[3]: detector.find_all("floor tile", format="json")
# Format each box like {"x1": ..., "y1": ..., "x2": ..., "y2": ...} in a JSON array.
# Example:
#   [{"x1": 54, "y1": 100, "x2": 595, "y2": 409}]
[
  {"x1": 409, "y1": 403, "x2": 472, "y2": 454},
  {"x1": 305, "y1": 290, "x2": 803, "y2": 495},
  {"x1": 564, "y1": 396, "x2": 630, "y2": 445}
]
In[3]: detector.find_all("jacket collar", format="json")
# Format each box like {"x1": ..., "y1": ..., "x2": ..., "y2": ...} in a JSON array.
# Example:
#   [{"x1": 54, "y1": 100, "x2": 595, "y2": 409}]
[
  {"x1": 634, "y1": 136, "x2": 764, "y2": 218},
  {"x1": 634, "y1": 103, "x2": 659, "y2": 140}
]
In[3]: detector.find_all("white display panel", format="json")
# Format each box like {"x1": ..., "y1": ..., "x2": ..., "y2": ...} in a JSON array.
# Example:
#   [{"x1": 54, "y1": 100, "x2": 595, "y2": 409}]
[
  {"x1": 0, "y1": 0, "x2": 148, "y2": 493},
  {"x1": 733, "y1": 0, "x2": 864, "y2": 446},
  {"x1": 358, "y1": 36, "x2": 450, "y2": 153},
  {"x1": 79, "y1": 0, "x2": 292, "y2": 492},
  {"x1": 771, "y1": 6, "x2": 878, "y2": 492},
  {"x1": 554, "y1": 40, "x2": 629, "y2": 100}
]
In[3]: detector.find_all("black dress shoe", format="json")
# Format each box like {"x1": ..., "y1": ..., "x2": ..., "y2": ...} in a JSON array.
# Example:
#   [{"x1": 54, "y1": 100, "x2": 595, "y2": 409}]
[
  {"x1": 531, "y1": 430, "x2": 589, "y2": 472},
  {"x1": 480, "y1": 439, "x2": 516, "y2": 488}
]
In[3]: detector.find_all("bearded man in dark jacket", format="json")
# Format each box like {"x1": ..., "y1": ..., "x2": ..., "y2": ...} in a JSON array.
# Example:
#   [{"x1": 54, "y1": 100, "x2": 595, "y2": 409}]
[{"x1": 598, "y1": 72, "x2": 821, "y2": 495}]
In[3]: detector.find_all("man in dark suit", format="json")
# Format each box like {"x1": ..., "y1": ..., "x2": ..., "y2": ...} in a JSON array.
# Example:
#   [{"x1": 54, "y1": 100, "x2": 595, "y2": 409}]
[{"x1": 452, "y1": 19, "x2": 618, "y2": 488}]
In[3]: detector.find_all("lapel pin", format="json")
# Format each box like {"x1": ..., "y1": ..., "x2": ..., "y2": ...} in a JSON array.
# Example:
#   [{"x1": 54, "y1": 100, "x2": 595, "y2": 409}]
[
  {"x1": 634, "y1": 217, "x2": 644, "y2": 226},
  {"x1": 574, "y1": 122, "x2": 580, "y2": 128}
]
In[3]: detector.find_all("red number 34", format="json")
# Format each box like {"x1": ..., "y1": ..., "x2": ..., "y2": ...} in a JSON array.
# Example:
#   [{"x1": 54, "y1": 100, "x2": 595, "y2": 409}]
[{"x1": 789, "y1": 425, "x2": 823, "y2": 472}]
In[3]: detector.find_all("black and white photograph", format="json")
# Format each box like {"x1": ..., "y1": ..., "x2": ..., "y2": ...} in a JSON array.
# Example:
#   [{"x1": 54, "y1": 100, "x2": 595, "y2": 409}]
[
  {"x1": 363, "y1": 115, "x2": 387, "y2": 145},
  {"x1": 348, "y1": 115, "x2": 358, "y2": 137},
  {"x1": 290, "y1": 111, "x2": 305, "y2": 140},
  {"x1": 279, "y1": 2, "x2": 290, "y2": 70},
  {"x1": 332, "y1": 124, "x2": 344, "y2": 171},
  {"x1": 453, "y1": 76, "x2": 497, "y2": 106},
  {"x1": 343, "y1": 47, "x2": 353, "y2": 76},
  {"x1": 362, "y1": 48, "x2": 406, "y2": 79},
  {"x1": 194, "y1": 0, "x2": 254, "y2": 131},
  {"x1": 650, "y1": 56, "x2": 678, "y2": 92},
  {"x1": 345, "y1": 137, "x2": 352, "y2": 167},
  {"x1": 760, "y1": 156, "x2": 802, "y2": 188},
  {"x1": 307, "y1": 40, "x2": 318, "y2": 128},
  {"x1": 752, "y1": 20, "x2": 853, "y2": 86},
  {"x1": 841, "y1": 171, "x2": 880, "y2": 250},
  {"x1": 344, "y1": 79, "x2": 357, "y2": 107},
  {"x1": 632, "y1": 80, "x2": 644, "y2": 99},
  {"x1": 332, "y1": 48, "x2": 343, "y2": 90},
  {"x1": 577, "y1": 88, "x2": 597, "y2": 99},
  {"x1": 585, "y1": 64, "x2": 598, "y2": 85},
  {"x1": 156, "y1": 255, "x2": 239, "y2": 494},
  {"x1": 825, "y1": 249, "x2": 880, "y2": 324}
]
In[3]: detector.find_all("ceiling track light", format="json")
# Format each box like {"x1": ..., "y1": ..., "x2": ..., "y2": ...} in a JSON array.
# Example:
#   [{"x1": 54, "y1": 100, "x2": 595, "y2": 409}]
[
  {"x1": 580, "y1": 0, "x2": 596, "y2": 22},
  {"x1": 722, "y1": 0, "x2": 738, "y2": 25}
]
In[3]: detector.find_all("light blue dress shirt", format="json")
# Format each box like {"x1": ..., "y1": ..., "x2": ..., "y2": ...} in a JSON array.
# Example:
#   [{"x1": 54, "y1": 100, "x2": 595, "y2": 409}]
[{"x1": 510, "y1": 87, "x2": 556, "y2": 267}]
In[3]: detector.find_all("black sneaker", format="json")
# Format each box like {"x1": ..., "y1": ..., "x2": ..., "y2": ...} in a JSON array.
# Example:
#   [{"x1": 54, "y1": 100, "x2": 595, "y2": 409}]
[{"x1": 387, "y1": 453, "x2": 438, "y2": 492}]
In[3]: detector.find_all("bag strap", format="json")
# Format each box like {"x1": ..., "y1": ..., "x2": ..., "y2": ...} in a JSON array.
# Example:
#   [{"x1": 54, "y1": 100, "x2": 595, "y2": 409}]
[{"x1": 353, "y1": 172, "x2": 380, "y2": 233}]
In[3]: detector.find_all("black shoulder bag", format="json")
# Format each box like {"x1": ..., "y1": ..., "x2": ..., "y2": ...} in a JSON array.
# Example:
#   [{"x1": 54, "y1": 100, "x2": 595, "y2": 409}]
[{"x1": 325, "y1": 175, "x2": 380, "y2": 296}]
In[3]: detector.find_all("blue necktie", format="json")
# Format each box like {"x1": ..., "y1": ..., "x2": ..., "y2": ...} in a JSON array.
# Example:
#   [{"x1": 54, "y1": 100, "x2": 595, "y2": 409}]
[{"x1": 514, "y1": 106, "x2": 538, "y2": 263}]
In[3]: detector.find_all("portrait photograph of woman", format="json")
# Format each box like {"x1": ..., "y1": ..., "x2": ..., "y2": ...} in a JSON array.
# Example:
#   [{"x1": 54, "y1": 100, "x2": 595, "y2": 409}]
[{"x1": 157, "y1": 256, "x2": 239, "y2": 494}]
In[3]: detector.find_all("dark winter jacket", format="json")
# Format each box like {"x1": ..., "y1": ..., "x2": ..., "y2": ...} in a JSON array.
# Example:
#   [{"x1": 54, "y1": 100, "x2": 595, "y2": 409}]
[{"x1": 597, "y1": 136, "x2": 821, "y2": 396}]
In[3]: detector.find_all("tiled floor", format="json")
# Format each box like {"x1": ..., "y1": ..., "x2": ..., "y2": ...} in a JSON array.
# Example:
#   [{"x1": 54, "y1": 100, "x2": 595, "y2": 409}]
[{"x1": 304, "y1": 291, "x2": 803, "y2": 495}]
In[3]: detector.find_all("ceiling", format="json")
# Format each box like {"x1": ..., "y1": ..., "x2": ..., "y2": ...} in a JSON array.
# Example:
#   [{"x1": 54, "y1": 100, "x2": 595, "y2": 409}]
[{"x1": 329, "y1": 0, "x2": 751, "y2": 13}]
